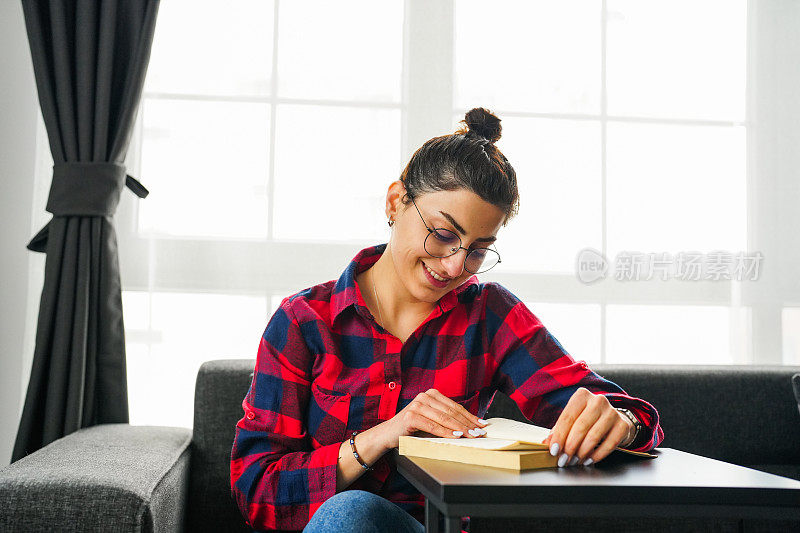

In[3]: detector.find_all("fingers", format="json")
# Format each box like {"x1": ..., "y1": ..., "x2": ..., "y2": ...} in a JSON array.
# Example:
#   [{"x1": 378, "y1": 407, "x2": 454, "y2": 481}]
[
  {"x1": 574, "y1": 408, "x2": 618, "y2": 463},
  {"x1": 424, "y1": 389, "x2": 485, "y2": 433},
  {"x1": 411, "y1": 400, "x2": 477, "y2": 438},
  {"x1": 405, "y1": 389, "x2": 487, "y2": 439},
  {"x1": 562, "y1": 396, "x2": 604, "y2": 459},
  {"x1": 586, "y1": 419, "x2": 629, "y2": 464},
  {"x1": 547, "y1": 387, "x2": 590, "y2": 459},
  {"x1": 549, "y1": 389, "x2": 634, "y2": 467}
]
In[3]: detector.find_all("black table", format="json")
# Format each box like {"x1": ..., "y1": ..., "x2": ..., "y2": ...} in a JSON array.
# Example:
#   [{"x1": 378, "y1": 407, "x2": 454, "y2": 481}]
[{"x1": 395, "y1": 448, "x2": 800, "y2": 533}]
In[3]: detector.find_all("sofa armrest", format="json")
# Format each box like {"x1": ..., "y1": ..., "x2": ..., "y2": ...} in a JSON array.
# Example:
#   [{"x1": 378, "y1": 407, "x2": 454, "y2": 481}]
[{"x1": 0, "y1": 423, "x2": 192, "y2": 533}]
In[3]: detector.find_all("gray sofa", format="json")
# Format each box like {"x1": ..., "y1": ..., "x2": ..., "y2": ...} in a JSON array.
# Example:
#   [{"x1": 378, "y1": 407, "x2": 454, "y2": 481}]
[{"x1": 1, "y1": 360, "x2": 799, "y2": 532}]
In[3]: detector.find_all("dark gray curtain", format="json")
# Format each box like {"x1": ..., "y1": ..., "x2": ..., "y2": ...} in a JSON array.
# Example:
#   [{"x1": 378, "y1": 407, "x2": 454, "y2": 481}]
[{"x1": 12, "y1": 0, "x2": 159, "y2": 462}]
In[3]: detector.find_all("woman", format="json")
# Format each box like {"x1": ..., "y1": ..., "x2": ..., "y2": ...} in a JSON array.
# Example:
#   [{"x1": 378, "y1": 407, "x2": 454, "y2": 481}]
[{"x1": 230, "y1": 108, "x2": 664, "y2": 532}]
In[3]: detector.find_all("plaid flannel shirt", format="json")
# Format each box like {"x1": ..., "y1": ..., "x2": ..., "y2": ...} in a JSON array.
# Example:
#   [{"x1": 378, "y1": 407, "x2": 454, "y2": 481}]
[{"x1": 231, "y1": 243, "x2": 664, "y2": 531}]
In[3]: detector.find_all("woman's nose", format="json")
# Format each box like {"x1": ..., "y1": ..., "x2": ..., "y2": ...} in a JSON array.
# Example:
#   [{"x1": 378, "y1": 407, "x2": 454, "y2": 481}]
[{"x1": 439, "y1": 249, "x2": 467, "y2": 278}]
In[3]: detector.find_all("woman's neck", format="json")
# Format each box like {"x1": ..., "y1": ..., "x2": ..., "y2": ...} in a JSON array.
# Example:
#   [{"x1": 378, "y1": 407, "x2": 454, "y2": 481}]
[{"x1": 367, "y1": 250, "x2": 436, "y2": 324}]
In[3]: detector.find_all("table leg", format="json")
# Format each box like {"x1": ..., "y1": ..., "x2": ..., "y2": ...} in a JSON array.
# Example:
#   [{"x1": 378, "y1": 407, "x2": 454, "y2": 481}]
[{"x1": 425, "y1": 498, "x2": 441, "y2": 533}]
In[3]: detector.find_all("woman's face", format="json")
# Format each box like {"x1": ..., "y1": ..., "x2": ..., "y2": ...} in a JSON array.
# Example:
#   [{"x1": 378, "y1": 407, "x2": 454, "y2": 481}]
[{"x1": 386, "y1": 182, "x2": 506, "y2": 304}]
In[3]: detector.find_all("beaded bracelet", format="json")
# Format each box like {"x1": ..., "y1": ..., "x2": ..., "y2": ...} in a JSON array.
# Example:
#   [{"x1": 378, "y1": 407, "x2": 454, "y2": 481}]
[{"x1": 349, "y1": 431, "x2": 372, "y2": 471}]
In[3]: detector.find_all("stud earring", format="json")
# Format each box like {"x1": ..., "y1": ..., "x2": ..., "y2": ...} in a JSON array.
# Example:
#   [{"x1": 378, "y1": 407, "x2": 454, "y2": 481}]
[{"x1": 387, "y1": 218, "x2": 394, "y2": 227}]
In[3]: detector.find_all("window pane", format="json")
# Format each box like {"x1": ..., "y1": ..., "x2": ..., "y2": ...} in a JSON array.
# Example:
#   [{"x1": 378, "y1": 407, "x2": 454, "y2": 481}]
[
  {"x1": 124, "y1": 292, "x2": 269, "y2": 428},
  {"x1": 121, "y1": 291, "x2": 149, "y2": 332},
  {"x1": 525, "y1": 302, "x2": 601, "y2": 364},
  {"x1": 606, "y1": 0, "x2": 746, "y2": 121},
  {"x1": 454, "y1": 0, "x2": 600, "y2": 114},
  {"x1": 783, "y1": 307, "x2": 800, "y2": 365},
  {"x1": 469, "y1": 114, "x2": 601, "y2": 273},
  {"x1": 606, "y1": 122, "x2": 746, "y2": 259},
  {"x1": 144, "y1": 0, "x2": 274, "y2": 96},
  {"x1": 273, "y1": 105, "x2": 400, "y2": 241},
  {"x1": 278, "y1": 0, "x2": 403, "y2": 102},
  {"x1": 606, "y1": 304, "x2": 731, "y2": 364},
  {"x1": 138, "y1": 99, "x2": 270, "y2": 239}
]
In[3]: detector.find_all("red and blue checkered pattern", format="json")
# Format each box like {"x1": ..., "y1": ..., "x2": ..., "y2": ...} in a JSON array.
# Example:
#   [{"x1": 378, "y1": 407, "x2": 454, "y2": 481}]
[{"x1": 231, "y1": 243, "x2": 664, "y2": 530}]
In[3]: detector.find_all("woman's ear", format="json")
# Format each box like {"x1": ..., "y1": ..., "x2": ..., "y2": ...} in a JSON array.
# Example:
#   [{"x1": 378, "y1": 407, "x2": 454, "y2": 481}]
[{"x1": 385, "y1": 180, "x2": 408, "y2": 221}]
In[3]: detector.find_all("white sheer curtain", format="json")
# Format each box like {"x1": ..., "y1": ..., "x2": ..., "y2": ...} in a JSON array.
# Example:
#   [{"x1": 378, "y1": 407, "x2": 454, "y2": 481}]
[{"x1": 25, "y1": 0, "x2": 800, "y2": 430}]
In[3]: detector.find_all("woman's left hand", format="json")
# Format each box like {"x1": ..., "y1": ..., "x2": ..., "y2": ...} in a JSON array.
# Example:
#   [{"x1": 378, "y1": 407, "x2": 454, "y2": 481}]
[{"x1": 542, "y1": 387, "x2": 633, "y2": 467}]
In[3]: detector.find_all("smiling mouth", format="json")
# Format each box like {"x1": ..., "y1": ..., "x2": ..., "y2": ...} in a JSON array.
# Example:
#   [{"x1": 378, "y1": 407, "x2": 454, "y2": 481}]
[{"x1": 423, "y1": 261, "x2": 451, "y2": 282}]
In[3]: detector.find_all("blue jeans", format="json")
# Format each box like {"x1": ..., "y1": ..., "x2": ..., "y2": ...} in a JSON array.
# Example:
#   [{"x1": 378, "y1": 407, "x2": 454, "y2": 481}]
[{"x1": 302, "y1": 490, "x2": 425, "y2": 533}]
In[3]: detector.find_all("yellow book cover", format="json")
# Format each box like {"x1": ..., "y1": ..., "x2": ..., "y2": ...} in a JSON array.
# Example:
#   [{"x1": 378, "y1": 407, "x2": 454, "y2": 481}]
[{"x1": 399, "y1": 434, "x2": 558, "y2": 471}]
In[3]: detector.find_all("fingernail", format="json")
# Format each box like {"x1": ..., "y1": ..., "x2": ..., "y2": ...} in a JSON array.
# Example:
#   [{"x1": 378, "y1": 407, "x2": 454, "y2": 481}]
[
  {"x1": 468, "y1": 429, "x2": 478, "y2": 437},
  {"x1": 558, "y1": 453, "x2": 569, "y2": 467},
  {"x1": 476, "y1": 428, "x2": 486, "y2": 435},
  {"x1": 549, "y1": 442, "x2": 560, "y2": 457},
  {"x1": 583, "y1": 458, "x2": 594, "y2": 466},
  {"x1": 478, "y1": 418, "x2": 488, "y2": 425},
  {"x1": 452, "y1": 431, "x2": 463, "y2": 437},
  {"x1": 569, "y1": 456, "x2": 580, "y2": 466}
]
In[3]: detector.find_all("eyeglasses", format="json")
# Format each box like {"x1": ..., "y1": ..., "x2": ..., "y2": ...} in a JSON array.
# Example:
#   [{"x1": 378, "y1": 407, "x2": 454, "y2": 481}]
[{"x1": 409, "y1": 196, "x2": 501, "y2": 274}]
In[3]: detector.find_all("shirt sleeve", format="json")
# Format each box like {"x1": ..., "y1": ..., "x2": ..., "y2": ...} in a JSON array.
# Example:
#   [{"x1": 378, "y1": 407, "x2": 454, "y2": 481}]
[
  {"x1": 486, "y1": 283, "x2": 664, "y2": 453},
  {"x1": 230, "y1": 298, "x2": 340, "y2": 531}
]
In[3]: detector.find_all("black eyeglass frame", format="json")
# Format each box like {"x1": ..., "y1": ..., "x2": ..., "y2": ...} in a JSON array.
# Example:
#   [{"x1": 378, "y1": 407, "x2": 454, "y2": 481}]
[{"x1": 408, "y1": 195, "x2": 502, "y2": 274}]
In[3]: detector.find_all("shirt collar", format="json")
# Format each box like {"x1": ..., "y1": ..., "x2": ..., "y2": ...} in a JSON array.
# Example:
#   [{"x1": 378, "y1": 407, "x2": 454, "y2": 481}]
[{"x1": 330, "y1": 242, "x2": 479, "y2": 326}]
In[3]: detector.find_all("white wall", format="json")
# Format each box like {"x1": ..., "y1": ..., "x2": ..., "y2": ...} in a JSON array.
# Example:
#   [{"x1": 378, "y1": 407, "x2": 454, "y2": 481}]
[{"x1": 0, "y1": 1, "x2": 41, "y2": 466}]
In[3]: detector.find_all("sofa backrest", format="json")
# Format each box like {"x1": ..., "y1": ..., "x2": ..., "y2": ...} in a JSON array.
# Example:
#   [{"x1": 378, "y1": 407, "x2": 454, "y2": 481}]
[
  {"x1": 186, "y1": 359, "x2": 800, "y2": 532},
  {"x1": 598, "y1": 364, "x2": 800, "y2": 466}
]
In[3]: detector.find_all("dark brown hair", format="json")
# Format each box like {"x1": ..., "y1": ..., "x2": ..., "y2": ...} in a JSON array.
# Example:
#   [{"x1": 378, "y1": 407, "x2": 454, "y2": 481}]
[{"x1": 398, "y1": 107, "x2": 519, "y2": 226}]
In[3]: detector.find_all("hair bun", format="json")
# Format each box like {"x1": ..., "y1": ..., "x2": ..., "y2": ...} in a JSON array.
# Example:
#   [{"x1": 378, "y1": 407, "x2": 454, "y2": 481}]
[{"x1": 462, "y1": 107, "x2": 502, "y2": 143}]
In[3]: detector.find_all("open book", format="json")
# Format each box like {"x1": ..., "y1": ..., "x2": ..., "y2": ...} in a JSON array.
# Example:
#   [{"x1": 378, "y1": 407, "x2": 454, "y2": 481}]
[{"x1": 398, "y1": 417, "x2": 657, "y2": 471}]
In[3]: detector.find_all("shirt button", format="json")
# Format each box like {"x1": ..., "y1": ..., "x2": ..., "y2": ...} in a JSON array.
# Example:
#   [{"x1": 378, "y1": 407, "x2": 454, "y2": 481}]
[
  {"x1": 246, "y1": 411, "x2": 255, "y2": 420},
  {"x1": 388, "y1": 381, "x2": 396, "y2": 390}
]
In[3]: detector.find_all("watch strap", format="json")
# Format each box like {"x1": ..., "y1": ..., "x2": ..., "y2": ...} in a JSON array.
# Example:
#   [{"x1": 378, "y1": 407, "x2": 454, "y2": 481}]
[{"x1": 616, "y1": 408, "x2": 641, "y2": 447}]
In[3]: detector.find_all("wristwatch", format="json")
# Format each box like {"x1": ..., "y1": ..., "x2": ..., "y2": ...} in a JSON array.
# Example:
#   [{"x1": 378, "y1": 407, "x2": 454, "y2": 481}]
[{"x1": 615, "y1": 408, "x2": 642, "y2": 447}]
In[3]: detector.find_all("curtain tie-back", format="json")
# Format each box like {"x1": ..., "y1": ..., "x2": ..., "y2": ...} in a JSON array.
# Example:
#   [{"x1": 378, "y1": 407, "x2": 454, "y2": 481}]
[
  {"x1": 26, "y1": 162, "x2": 150, "y2": 252},
  {"x1": 46, "y1": 161, "x2": 148, "y2": 216}
]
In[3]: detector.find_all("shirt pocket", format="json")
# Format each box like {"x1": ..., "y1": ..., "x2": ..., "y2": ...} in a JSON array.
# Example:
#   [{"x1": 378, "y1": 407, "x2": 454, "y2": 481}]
[
  {"x1": 307, "y1": 381, "x2": 351, "y2": 447},
  {"x1": 456, "y1": 390, "x2": 481, "y2": 417}
]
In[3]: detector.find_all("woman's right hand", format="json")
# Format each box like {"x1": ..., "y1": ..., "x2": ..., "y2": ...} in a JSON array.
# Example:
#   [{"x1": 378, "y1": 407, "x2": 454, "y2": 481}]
[{"x1": 380, "y1": 388, "x2": 488, "y2": 450}]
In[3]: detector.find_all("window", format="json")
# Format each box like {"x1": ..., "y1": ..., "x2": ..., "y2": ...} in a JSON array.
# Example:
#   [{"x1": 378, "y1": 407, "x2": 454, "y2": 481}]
[{"x1": 68, "y1": 0, "x2": 790, "y2": 428}]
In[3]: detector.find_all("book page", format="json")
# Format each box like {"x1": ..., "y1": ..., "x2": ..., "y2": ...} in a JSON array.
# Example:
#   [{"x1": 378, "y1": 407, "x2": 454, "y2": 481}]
[
  {"x1": 410, "y1": 437, "x2": 538, "y2": 451},
  {"x1": 483, "y1": 417, "x2": 551, "y2": 446}
]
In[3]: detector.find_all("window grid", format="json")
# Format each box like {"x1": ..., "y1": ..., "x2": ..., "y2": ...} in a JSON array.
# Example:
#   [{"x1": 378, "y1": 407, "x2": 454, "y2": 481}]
[{"x1": 120, "y1": 1, "x2": 752, "y2": 367}]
